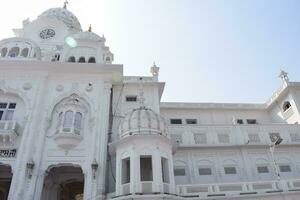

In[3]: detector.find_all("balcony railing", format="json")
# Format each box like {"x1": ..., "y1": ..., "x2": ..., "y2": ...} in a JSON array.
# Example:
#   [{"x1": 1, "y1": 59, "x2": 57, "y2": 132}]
[
  {"x1": 0, "y1": 120, "x2": 19, "y2": 146},
  {"x1": 168, "y1": 124, "x2": 300, "y2": 147},
  {"x1": 177, "y1": 178, "x2": 300, "y2": 197}
]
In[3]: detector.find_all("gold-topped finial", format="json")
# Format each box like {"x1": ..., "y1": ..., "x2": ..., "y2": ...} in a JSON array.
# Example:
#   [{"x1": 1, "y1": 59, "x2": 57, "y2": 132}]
[
  {"x1": 88, "y1": 24, "x2": 92, "y2": 32},
  {"x1": 63, "y1": 0, "x2": 69, "y2": 9}
]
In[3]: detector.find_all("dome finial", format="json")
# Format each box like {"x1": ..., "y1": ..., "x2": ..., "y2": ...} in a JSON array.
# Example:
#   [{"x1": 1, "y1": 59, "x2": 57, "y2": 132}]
[
  {"x1": 88, "y1": 24, "x2": 92, "y2": 32},
  {"x1": 278, "y1": 68, "x2": 289, "y2": 83},
  {"x1": 138, "y1": 77, "x2": 145, "y2": 106},
  {"x1": 63, "y1": 0, "x2": 69, "y2": 9}
]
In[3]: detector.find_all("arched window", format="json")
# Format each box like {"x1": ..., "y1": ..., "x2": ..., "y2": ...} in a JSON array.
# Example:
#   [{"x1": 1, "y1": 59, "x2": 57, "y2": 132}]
[
  {"x1": 63, "y1": 110, "x2": 74, "y2": 130},
  {"x1": 88, "y1": 57, "x2": 96, "y2": 63},
  {"x1": 21, "y1": 48, "x2": 29, "y2": 57},
  {"x1": 74, "y1": 112, "x2": 82, "y2": 133},
  {"x1": 78, "y1": 57, "x2": 85, "y2": 63},
  {"x1": 283, "y1": 101, "x2": 291, "y2": 112},
  {"x1": 68, "y1": 56, "x2": 76, "y2": 62},
  {"x1": 8, "y1": 47, "x2": 20, "y2": 57},
  {"x1": 1, "y1": 48, "x2": 8, "y2": 57}
]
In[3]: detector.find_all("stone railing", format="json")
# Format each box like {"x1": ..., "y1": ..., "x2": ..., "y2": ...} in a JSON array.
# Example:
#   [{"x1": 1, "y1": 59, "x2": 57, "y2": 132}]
[
  {"x1": 177, "y1": 178, "x2": 300, "y2": 197},
  {"x1": 0, "y1": 149, "x2": 17, "y2": 158},
  {"x1": 167, "y1": 124, "x2": 300, "y2": 147}
]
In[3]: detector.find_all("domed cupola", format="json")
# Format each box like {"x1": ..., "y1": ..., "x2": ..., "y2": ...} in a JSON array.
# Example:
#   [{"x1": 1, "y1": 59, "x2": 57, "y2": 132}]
[
  {"x1": 73, "y1": 30, "x2": 103, "y2": 42},
  {"x1": 120, "y1": 106, "x2": 167, "y2": 138},
  {"x1": 39, "y1": 7, "x2": 82, "y2": 31}
]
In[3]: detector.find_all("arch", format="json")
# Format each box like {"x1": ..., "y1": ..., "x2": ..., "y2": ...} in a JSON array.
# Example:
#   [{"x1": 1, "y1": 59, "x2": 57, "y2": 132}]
[
  {"x1": 21, "y1": 48, "x2": 29, "y2": 57},
  {"x1": 174, "y1": 160, "x2": 187, "y2": 167},
  {"x1": 1, "y1": 48, "x2": 7, "y2": 57},
  {"x1": 88, "y1": 57, "x2": 96, "y2": 63},
  {"x1": 8, "y1": 47, "x2": 20, "y2": 57},
  {"x1": 223, "y1": 159, "x2": 238, "y2": 166},
  {"x1": 47, "y1": 91, "x2": 93, "y2": 121},
  {"x1": 197, "y1": 159, "x2": 214, "y2": 166},
  {"x1": 0, "y1": 86, "x2": 30, "y2": 115},
  {"x1": 68, "y1": 56, "x2": 76, "y2": 62},
  {"x1": 283, "y1": 101, "x2": 292, "y2": 112},
  {"x1": 255, "y1": 158, "x2": 269, "y2": 165},
  {"x1": 78, "y1": 57, "x2": 85, "y2": 63}
]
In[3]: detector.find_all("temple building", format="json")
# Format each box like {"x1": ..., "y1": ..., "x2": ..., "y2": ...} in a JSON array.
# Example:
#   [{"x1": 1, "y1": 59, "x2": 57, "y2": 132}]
[{"x1": 1, "y1": 2, "x2": 300, "y2": 200}]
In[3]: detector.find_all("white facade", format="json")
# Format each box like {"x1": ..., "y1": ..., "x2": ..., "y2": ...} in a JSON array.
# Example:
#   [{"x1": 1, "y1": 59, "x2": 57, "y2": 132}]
[{"x1": 0, "y1": 4, "x2": 300, "y2": 200}]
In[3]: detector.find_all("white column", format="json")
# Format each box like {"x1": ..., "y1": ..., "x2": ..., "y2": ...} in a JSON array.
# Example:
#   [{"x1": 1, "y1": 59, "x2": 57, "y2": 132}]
[
  {"x1": 153, "y1": 150, "x2": 162, "y2": 193},
  {"x1": 116, "y1": 153, "x2": 122, "y2": 195},
  {"x1": 168, "y1": 154, "x2": 176, "y2": 194}
]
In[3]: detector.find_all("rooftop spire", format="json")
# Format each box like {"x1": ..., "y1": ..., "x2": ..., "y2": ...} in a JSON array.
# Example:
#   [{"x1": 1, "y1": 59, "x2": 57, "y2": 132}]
[
  {"x1": 88, "y1": 24, "x2": 92, "y2": 32},
  {"x1": 63, "y1": 0, "x2": 69, "y2": 9},
  {"x1": 278, "y1": 69, "x2": 289, "y2": 83}
]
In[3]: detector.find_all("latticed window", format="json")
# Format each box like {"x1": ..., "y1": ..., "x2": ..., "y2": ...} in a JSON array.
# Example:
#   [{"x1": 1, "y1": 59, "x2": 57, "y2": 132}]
[
  {"x1": 59, "y1": 110, "x2": 83, "y2": 134},
  {"x1": 218, "y1": 133, "x2": 230, "y2": 143},
  {"x1": 174, "y1": 168, "x2": 186, "y2": 176},
  {"x1": 198, "y1": 167, "x2": 212, "y2": 175},
  {"x1": 257, "y1": 166, "x2": 269, "y2": 173},
  {"x1": 74, "y1": 112, "x2": 82, "y2": 131},
  {"x1": 224, "y1": 167, "x2": 237, "y2": 174},
  {"x1": 0, "y1": 102, "x2": 16, "y2": 121},
  {"x1": 194, "y1": 133, "x2": 207, "y2": 144},
  {"x1": 63, "y1": 110, "x2": 74, "y2": 130},
  {"x1": 171, "y1": 134, "x2": 183, "y2": 144},
  {"x1": 248, "y1": 133, "x2": 260, "y2": 143}
]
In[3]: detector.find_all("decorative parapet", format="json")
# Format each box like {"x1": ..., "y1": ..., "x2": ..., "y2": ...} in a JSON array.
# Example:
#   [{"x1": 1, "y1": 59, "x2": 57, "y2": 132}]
[{"x1": 0, "y1": 149, "x2": 16, "y2": 158}]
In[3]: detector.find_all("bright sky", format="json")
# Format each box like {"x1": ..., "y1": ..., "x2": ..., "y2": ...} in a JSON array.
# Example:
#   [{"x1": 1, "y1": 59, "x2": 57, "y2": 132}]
[{"x1": 1, "y1": 0, "x2": 300, "y2": 103}]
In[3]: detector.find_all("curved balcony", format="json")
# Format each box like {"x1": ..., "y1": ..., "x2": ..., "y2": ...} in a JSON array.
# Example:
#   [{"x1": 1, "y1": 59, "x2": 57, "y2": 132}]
[
  {"x1": 53, "y1": 125, "x2": 83, "y2": 150},
  {"x1": 0, "y1": 120, "x2": 19, "y2": 146}
]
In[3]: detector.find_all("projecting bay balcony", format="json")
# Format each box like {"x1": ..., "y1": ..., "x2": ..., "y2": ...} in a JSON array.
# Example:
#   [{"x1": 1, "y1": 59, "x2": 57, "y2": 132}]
[
  {"x1": 168, "y1": 124, "x2": 300, "y2": 147},
  {"x1": 0, "y1": 120, "x2": 19, "y2": 146},
  {"x1": 177, "y1": 178, "x2": 300, "y2": 197}
]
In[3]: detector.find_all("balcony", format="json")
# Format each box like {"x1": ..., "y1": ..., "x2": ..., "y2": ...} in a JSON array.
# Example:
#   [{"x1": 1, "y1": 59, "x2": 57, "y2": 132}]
[
  {"x1": 53, "y1": 125, "x2": 83, "y2": 150},
  {"x1": 0, "y1": 120, "x2": 19, "y2": 146},
  {"x1": 168, "y1": 124, "x2": 300, "y2": 147},
  {"x1": 177, "y1": 178, "x2": 300, "y2": 197}
]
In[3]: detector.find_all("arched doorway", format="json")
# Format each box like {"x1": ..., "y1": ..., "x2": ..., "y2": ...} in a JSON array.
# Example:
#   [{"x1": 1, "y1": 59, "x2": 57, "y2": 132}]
[
  {"x1": 0, "y1": 164, "x2": 12, "y2": 200},
  {"x1": 41, "y1": 165, "x2": 84, "y2": 200}
]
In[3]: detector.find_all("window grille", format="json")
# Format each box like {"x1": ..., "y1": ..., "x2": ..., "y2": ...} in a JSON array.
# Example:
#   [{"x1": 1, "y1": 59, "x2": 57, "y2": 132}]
[
  {"x1": 198, "y1": 167, "x2": 212, "y2": 175},
  {"x1": 170, "y1": 134, "x2": 183, "y2": 144},
  {"x1": 194, "y1": 133, "x2": 207, "y2": 144},
  {"x1": 174, "y1": 168, "x2": 186, "y2": 176},
  {"x1": 224, "y1": 167, "x2": 237, "y2": 174},
  {"x1": 257, "y1": 166, "x2": 269, "y2": 173},
  {"x1": 248, "y1": 133, "x2": 260, "y2": 143}
]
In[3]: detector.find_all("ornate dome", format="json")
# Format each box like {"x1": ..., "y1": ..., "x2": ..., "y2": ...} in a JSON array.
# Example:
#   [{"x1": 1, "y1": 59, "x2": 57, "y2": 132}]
[
  {"x1": 39, "y1": 8, "x2": 82, "y2": 31},
  {"x1": 73, "y1": 31, "x2": 102, "y2": 42},
  {"x1": 120, "y1": 106, "x2": 167, "y2": 138}
]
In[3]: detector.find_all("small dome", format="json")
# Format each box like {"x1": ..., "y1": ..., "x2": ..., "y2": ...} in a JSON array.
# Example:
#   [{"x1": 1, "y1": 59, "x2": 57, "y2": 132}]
[
  {"x1": 73, "y1": 31, "x2": 102, "y2": 42},
  {"x1": 39, "y1": 8, "x2": 82, "y2": 31},
  {"x1": 120, "y1": 106, "x2": 167, "y2": 138}
]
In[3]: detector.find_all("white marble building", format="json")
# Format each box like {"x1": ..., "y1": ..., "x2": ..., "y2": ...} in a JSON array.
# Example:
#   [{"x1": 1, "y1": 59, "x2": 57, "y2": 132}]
[{"x1": 1, "y1": 3, "x2": 300, "y2": 200}]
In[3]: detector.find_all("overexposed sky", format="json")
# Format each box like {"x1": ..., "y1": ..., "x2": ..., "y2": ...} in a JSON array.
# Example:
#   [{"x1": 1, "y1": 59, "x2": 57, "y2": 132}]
[{"x1": 1, "y1": 0, "x2": 300, "y2": 103}]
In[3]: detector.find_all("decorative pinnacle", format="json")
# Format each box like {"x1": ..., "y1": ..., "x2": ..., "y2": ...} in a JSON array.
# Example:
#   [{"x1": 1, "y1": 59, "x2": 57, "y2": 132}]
[
  {"x1": 151, "y1": 62, "x2": 159, "y2": 77},
  {"x1": 138, "y1": 77, "x2": 145, "y2": 106},
  {"x1": 278, "y1": 69, "x2": 289, "y2": 82},
  {"x1": 63, "y1": 0, "x2": 69, "y2": 9},
  {"x1": 88, "y1": 24, "x2": 92, "y2": 32}
]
